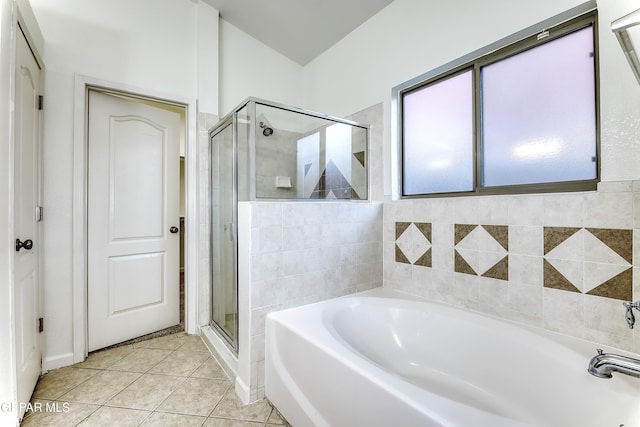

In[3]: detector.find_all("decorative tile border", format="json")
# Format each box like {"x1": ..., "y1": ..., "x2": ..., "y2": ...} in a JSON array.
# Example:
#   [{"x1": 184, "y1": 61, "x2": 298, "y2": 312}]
[
  {"x1": 394, "y1": 222, "x2": 633, "y2": 297},
  {"x1": 543, "y1": 227, "x2": 632, "y2": 301},
  {"x1": 454, "y1": 224, "x2": 508, "y2": 281},
  {"x1": 395, "y1": 222, "x2": 432, "y2": 267}
]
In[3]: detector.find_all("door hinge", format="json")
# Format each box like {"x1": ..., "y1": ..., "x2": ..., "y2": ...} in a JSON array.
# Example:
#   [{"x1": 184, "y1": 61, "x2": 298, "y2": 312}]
[
  {"x1": 38, "y1": 317, "x2": 43, "y2": 333},
  {"x1": 35, "y1": 206, "x2": 43, "y2": 222},
  {"x1": 38, "y1": 95, "x2": 43, "y2": 110}
]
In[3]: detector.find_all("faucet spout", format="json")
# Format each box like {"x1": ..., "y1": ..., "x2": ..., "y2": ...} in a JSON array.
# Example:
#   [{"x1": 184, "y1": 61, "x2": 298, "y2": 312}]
[{"x1": 588, "y1": 349, "x2": 640, "y2": 379}]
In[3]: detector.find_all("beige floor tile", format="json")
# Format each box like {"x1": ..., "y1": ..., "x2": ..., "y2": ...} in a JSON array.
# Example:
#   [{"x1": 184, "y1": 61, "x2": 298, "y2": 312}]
[
  {"x1": 134, "y1": 333, "x2": 187, "y2": 350},
  {"x1": 75, "y1": 345, "x2": 135, "y2": 369},
  {"x1": 33, "y1": 367, "x2": 99, "y2": 400},
  {"x1": 202, "y1": 418, "x2": 263, "y2": 426},
  {"x1": 176, "y1": 334, "x2": 209, "y2": 352},
  {"x1": 20, "y1": 400, "x2": 99, "y2": 427},
  {"x1": 77, "y1": 406, "x2": 150, "y2": 426},
  {"x1": 267, "y1": 408, "x2": 286, "y2": 425},
  {"x1": 139, "y1": 411, "x2": 206, "y2": 426},
  {"x1": 60, "y1": 370, "x2": 141, "y2": 404},
  {"x1": 190, "y1": 357, "x2": 228, "y2": 380},
  {"x1": 156, "y1": 377, "x2": 230, "y2": 417},
  {"x1": 148, "y1": 350, "x2": 210, "y2": 376},
  {"x1": 210, "y1": 391, "x2": 272, "y2": 423},
  {"x1": 108, "y1": 348, "x2": 173, "y2": 373},
  {"x1": 106, "y1": 373, "x2": 185, "y2": 410}
]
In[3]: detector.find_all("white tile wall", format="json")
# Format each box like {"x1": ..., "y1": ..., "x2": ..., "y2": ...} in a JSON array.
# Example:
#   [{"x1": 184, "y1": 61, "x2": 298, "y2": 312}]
[
  {"x1": 247, "y1": 200, "x2": 383, "y2": 399},
  {"x1": 384, "y1": 181, "x2": 640, "y2": 355}
]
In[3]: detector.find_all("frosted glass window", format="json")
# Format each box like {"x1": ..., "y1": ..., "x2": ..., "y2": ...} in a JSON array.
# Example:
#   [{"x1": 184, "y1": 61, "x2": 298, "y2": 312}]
[
  {"x1": 397, "y1": 11, "x2": 598, "y2": 197},
  {"x1": 402, "y1": 70, "x2": 474, "y2": 195},
  {"x1": 482, "y1": 26, "x2": 597, "y2": 187}
]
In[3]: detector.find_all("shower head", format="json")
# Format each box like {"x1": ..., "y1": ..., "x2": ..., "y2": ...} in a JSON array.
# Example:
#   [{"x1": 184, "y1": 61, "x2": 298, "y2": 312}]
[{"x1": 259, "y1": 121, "x2": 274, "y2": 137}]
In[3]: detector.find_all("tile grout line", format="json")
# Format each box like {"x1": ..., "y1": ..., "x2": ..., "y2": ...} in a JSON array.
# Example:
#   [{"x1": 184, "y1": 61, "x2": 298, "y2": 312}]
[{"x1": 26, "y1": 333, "x2": 284, "y2": 426}]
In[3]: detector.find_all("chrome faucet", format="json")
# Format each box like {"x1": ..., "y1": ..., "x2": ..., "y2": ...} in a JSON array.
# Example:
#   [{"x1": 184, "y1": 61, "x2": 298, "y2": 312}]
[
  {"x1": 588, "y1": 349, "x2": 640, "y2": 379},
  {"x1": 623, "y1": 300, "x2": 640, "y2": 329}
]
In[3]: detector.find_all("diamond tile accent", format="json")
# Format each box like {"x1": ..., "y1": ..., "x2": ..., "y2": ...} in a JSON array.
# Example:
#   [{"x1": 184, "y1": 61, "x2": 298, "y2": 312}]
[
  {"x1": 546, "y1": 229, "x2": 583, "y2": 261},
  {"x1": 483, "y1": 256, "x2": 508, "y2": 280},
  {"x1": 414, "y1": 222, "x2": 432, "y2": 242},
  {"x1": 543, "y1": 260, "x2": 581, "y2": 293},
  {"x1": 586, "y1": 228, "x2": 632, "y2": 264},
  {"x1": 455, "y1": 250, "x2": 476, "y2": 275},
  {"x1": 544, "y1": 227, "x2": 581, "y2": 255},
  {"x1": 414, "y1": 249, "x2": 432, "y2": 267},
  {"x1": 583, "y1": 261, "x2": 630, "y2": 294},
  {"x1": 545, "y1": 258, "x2": 583, "y2": 292},
  {"x1": 455, "y1": 224, "x2": 477, "y2": 245},
  {"x1": 543, "y1": 227, "x2": 632, "y2": 300},
  {"x1": 586, "y1": 268, "x2": 633, "y2": 300},
  {"x1": 395, "y1": 244, "x2": 411, "y2": 264},
  {"x1": 396, "y1": 222, "x2": 411, "y2": 240},
  {"x1": 454, "y1": 224, "x2": 508, "y2": 280},
  {"x1": 483, "y1": 225, "x2": 509, "y2": 251},
  {"x1": 395, "y1": 222, "x2": 432, "y2": 267}
]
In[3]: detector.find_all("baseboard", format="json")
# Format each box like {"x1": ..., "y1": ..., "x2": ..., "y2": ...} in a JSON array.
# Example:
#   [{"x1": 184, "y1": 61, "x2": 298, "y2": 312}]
[
  {"x1": 42, "y1": 352, "x2": 75, "y2": 372},
  {"x1": 235, "y1": 376, "x2": 251, "y2": 405},
  {"x1": 201, "y1": 326, "x2": 237, "y2": 376}
]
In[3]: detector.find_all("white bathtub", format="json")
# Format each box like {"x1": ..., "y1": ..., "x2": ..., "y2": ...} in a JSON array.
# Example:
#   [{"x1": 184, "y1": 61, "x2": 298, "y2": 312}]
[{"x1": 265, "y1": 288, "x2": 640, "y2": 427}]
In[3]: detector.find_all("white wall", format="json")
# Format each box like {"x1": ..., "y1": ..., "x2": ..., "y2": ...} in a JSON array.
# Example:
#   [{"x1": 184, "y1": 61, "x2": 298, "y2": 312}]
[
  {"x1": 303, "y1": 0, "x2": 640, "y2": 192},
  {"x1": 28, "y1": 0, "x2": 218, "y2": 369},
  {"x1": 218, "y1": 19, "x2": 304, "y2": 115}
]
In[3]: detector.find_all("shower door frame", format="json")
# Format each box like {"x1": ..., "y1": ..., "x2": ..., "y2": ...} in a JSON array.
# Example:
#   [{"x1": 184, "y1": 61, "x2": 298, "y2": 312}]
[
  {"x1": 209, "y1": 115, "x2": 239, "y2": 353},
  {"x1": 208, "y1": 97, "x2": 371, "y2": 356}
]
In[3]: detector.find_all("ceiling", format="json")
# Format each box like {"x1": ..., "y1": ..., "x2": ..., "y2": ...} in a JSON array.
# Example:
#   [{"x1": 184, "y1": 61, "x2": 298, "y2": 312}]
[{"x1": 202, "y1": 0, "x2": 395, "y2": 65}]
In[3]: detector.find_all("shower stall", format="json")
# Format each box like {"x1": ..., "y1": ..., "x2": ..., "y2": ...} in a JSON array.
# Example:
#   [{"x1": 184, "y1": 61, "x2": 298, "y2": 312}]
[{"x1": 209, "y1": 98, "x2": 369, "y2": 354}]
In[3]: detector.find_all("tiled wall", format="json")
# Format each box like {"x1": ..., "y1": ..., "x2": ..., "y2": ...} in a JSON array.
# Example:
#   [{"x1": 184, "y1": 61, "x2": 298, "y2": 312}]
[
  {"x1": 240, "y1": 102, "x2": 386, "y2": 402},
  {"x1": 247, "y1": 201, "x2": 383, "y2": 400},
  {"x1": 383, "y1": 181, "x2": 640, "y2": 355},
  {"x1": 255, "y1": 127, "x2": 299, "y2": 199}
]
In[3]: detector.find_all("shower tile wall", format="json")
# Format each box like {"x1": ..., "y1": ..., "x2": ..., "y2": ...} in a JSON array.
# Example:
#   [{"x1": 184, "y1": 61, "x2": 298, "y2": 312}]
[
  {"x1": 255, "y1": 127, "x2": 299, "y2": 199},
  {"x1": 383, "y1": 181, "x2": 640, "y2": 355}
]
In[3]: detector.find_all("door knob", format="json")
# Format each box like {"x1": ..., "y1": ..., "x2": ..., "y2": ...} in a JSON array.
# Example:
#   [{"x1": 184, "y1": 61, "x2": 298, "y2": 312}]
[
  {"x1": 170, "y1": 226, "x2": 179, "y2": 234},
  {"x1": 16, "y1": 239, "x2": 33, "y2": 251}
]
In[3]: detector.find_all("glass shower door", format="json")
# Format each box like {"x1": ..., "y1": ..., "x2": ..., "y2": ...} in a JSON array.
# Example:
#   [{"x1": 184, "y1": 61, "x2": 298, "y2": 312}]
[{"x1": 210, "y1": 120, "x2": 237, "y2": 350}]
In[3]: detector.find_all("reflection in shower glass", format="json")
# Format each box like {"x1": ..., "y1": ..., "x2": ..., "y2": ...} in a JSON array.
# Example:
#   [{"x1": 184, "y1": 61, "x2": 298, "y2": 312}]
[
  {"x1": 208, "y1": 98, "x2": 369, "y2": 356},
  {"x1": 255, "y1": 104, "x2": 368, "y2": 199}
]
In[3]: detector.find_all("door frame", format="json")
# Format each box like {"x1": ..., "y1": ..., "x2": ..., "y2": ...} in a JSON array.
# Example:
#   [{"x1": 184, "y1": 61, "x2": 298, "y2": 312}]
[{"x1": 72, "y1": 75, "x2": 198, "y2": 363}]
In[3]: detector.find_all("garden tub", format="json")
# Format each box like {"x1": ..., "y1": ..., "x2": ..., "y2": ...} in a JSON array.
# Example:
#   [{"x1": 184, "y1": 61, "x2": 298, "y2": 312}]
[{"x1": 265, "y1": 288, "x2": 640, "y2": 426}]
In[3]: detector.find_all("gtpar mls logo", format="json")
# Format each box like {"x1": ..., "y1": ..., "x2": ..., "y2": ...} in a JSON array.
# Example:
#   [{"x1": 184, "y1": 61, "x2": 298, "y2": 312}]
[{"x1": 0, "y1": 401, "x2": 70, "y2": 414}]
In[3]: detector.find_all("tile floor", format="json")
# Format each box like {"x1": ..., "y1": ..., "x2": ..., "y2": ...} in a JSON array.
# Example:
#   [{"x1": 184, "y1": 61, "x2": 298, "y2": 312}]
[{"x1": 21, "y1": 332, "x2": 286, "y2": 427}]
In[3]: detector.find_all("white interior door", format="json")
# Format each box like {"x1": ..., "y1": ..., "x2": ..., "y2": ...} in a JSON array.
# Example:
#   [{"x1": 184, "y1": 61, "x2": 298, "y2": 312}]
[
  {"x1": 88, "y1": 90, "x2": 181, "y2": 351},
  {"x1": 14, "y1": 24, "x2": 42, "y2": 418}
]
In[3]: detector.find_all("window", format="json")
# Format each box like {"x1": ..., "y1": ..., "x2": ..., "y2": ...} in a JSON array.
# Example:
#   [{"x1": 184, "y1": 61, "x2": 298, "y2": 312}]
[{"x1": 396, "y1": 8, "x2": 598, "y2": 197}]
